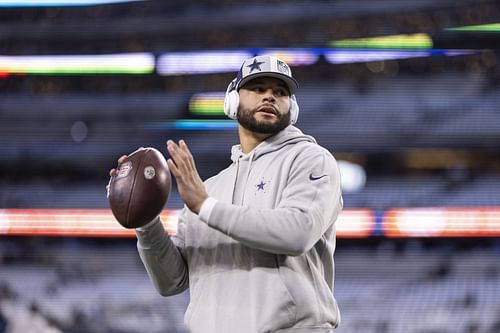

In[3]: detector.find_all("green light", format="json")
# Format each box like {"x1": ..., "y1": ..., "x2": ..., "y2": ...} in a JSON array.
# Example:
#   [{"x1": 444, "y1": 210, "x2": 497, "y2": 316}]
[
  {"x1": 446, "y1": 23, "x2": 500, "y2": 32},
  {"x1": 328, "y1": 33, "x2": 433, "y2": 49},
  {"x1": 0, "y1": 53, "x2": 154, "y2": 75},
  {"x1": 188, "y1": 94, "x2": 225, "y2": 116},
  {"x1": 20, "y1": 68, "x2": 152, "y2": 75}
]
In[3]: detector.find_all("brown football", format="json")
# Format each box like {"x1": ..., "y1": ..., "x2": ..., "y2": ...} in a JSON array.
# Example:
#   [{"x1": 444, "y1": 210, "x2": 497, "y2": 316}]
[{"x1": 108, "y1": 147, "x2": 171, "y2": 229}]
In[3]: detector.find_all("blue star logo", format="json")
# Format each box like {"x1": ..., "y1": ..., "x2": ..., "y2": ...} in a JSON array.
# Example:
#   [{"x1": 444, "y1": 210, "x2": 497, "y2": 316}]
[
  {"x1": 247, "y1": 58, "x2": 264, "y2": 73},
  {"x1": 256, "y1": 180, "x2": 266, "y2": 191}
]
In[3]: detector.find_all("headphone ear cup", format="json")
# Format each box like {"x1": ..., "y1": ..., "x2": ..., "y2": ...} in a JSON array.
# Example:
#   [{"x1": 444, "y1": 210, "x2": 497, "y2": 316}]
[
  {"x1": 289, "y1": 94, "x2": 299, "y2": 124},
  {"x1": 224, "y1": 90, "x2": 239, "y2": 120}
]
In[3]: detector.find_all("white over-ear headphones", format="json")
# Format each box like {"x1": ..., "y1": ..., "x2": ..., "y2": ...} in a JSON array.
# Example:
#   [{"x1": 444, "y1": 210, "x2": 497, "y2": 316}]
[{"x1": 223, "y1": 79, "x2": 300, "y2": 125}]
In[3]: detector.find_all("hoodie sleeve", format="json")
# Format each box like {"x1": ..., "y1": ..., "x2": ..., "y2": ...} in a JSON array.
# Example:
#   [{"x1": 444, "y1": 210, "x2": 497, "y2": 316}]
[
  {"x1": 135, "y1": 211, "x2": 189, "y2": 296},
  {"x1": 199, "y1": 146, "x2": 343, "y2": 256}
]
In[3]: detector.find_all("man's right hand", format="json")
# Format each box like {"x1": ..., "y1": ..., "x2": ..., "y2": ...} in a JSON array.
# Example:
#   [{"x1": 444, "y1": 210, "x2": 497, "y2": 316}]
[{"x1": 106, "y1": 155, "x2": 128, "y2": 197}]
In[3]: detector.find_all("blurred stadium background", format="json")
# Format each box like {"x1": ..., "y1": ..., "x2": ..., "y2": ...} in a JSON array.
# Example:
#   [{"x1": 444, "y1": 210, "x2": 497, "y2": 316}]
[{"x1": 1, "y1": 0, "x2": 500, "y2": 332}]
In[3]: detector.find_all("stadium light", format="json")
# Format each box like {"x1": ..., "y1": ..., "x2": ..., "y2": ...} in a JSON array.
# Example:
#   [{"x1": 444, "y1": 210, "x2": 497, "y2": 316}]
[
  {"x1": 328, "y1": 33, "x2": 433, "y2": 49},
  {"x1": 446, "y1": 23, "x2": 500, "y2": 32},
  {"x1": 0, "y1": 53, "x2": 154, "y2": 74},
  {"x1": 0, "y1": 0, "x2": 146, "y2": 6}
]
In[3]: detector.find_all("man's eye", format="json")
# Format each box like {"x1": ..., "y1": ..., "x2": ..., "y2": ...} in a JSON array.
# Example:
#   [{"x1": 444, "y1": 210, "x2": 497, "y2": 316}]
[{"x1": 250, "y1": 86, "x2": 287, "y2": 96}]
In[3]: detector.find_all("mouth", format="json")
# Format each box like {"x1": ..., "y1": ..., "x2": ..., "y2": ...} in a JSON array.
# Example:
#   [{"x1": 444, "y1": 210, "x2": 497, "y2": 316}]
[{"x1": 256, "y1": 106, "x2": 278, "y2": 116}]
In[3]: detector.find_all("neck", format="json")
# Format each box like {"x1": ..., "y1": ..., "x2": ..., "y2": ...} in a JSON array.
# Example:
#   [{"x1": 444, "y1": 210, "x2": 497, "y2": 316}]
[{"x1": 238, "y1": 125, "x2": 273, "y2": 154}]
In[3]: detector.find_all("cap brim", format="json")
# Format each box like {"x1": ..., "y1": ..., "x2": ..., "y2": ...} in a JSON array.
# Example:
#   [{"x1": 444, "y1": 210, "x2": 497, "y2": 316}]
[{"x1": 238, "y1": 72, "x2": 299, "y2": 94}]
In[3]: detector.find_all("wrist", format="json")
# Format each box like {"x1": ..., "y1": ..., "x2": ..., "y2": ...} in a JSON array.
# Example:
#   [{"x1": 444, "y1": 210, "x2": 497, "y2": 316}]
[
  {"x1": 135, "y1": 215, "x2": 160, "y2": 230},
  {"x1": 198, "y1": 197, "x2": 218, "y2": 223},
  {"x1": 191, "y1": 195, "x2": 208, "y2": 215}
]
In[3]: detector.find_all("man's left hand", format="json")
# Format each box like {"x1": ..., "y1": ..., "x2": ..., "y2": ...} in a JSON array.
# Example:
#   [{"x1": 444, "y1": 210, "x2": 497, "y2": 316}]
[{"x1": 166, "y1": 139, "x2": 208, "y2": 214}]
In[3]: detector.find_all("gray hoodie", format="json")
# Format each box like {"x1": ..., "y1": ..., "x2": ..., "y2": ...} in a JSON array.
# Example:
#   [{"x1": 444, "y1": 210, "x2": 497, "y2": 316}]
[{"x1": 136, "y1": 126, "x2": 343, "y2": 333}]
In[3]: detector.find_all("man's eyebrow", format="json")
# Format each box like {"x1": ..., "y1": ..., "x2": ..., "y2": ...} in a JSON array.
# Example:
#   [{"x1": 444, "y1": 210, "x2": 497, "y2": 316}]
[
  {"x1": 276, "y1": 82, "x2": 288, "y2": 89},
  {"x1": 245, "y1": 79, "x2": 265, "y2": 86}
]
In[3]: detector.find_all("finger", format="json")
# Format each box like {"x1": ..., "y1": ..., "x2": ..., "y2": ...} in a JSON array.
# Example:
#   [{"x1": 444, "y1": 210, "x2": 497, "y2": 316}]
[
  {"x1": 174, "y1": 140, "x2": 194, "y2": 172},
  {"x1": 179, "y1": 140, "x2": 190, "y2": 154},
  {"x1": 167, "y1": 140, "x2": 188, "y2": 170},
  {"x1": 169, "y1": 141, "x2": 199, "y2": 182},
  {"x1": 118, "y1": 155, "x2": 128, "y2": 164},
  {"x1": 166, "y1": 141, "x2": 180, "y2": 165},
  {"x1": 109, "y1": 168, "x2": 116, "y2": 177},
  {"x1": 167, "y1": 159, "x2": 181, "y2": 179},
  {"x1": 166, "y1": 140, "x2": 180, "y2": 158},
  {"x1": 179, "y1": 140, "x2": 196, "y2": 170}
]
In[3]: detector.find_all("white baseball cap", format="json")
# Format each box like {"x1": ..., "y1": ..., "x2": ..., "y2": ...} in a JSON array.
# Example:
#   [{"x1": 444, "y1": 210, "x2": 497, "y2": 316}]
[{"x1": 232, "y1": 55, "x2": 299, "y2": 94}]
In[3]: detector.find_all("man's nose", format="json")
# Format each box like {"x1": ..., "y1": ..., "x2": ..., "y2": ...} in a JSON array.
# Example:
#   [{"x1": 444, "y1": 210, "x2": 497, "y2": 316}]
[{"x1": 262, "y1": 88, "x2": 276, "y2": 101}]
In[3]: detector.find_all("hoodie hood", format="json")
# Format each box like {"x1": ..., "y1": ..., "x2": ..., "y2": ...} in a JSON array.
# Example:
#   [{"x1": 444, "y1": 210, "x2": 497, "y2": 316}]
[{"x1": 230, "y1": 125, "x2": 316, "y2": 163}]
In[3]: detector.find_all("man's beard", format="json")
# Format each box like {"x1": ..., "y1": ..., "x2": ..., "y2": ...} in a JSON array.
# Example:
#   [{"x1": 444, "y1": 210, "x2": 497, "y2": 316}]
[{"x1": 237, "y1": 106, "x2": 290, "y2": 134}]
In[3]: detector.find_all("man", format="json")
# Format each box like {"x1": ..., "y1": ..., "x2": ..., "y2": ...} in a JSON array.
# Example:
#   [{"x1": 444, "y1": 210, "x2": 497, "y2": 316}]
[{"x1": 112, "y1": 55, "x2": 343, "y2": 332}]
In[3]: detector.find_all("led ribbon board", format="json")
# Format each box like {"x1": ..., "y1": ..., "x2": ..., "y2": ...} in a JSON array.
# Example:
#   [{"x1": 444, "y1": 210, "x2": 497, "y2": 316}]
[
  {"x1": 0, "y1": 209, "x2": 178, "y2": 237},
  {"x1": 0, "y1": 47, "x2": 478, "y2": 76},
  {"x1": 384, "y1": 207, "x2": 500, "y2": 237},
  {"x1": 0, "y1": 53, "x2": 154, "y2": 75},
  {"x1": 257, "y1": 49, "x2": 319, "y2": 66},
  {"x1": 328, "y1": 33, "x2": 433, "y2": 49},
  {"x1": 0, "y1": 0, "x2": 145, "y2": 6},
  {"x1": 174, "y1": 119, "x2": 237, "y2": 130},
  {"x1": 157, "y1": 51, "x2": 252, "y2": 75},
  {"x1": 324, "y1": 49, "x2": 475, "y2": 64},
  {"x1": 157, "y1": 49, "x2": 317, "y2": 76},
  {"x1": 2, "y1": 208, "x2": 499, "y2": 237},
  {"x1": 447, "y1": 23, "x2": 500, "y2": 32},
  {"x1": 0, "y1": 208, "x2": 374, "y2": 238},
  {"x1": 189, "y1": 93, "x2": 226, "y2": 116}
]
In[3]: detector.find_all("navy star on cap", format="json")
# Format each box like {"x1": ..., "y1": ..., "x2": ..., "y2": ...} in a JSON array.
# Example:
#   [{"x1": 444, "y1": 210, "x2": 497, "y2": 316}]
[{"x1": 247, "y1": 58, "x2": 265, "y2": 73}]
